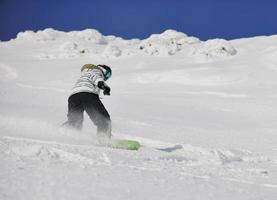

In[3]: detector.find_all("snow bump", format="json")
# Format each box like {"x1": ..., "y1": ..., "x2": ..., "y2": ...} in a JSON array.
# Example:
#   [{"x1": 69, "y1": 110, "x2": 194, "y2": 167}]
[
  {"x1": 138, "y1": 29, "x2": 200, "y2": 56},
  {"x1": 192, "y1": 39, "x2": 237, "y2": 60},
  {"x1": 16, "y1": 28, "x2": 64, "y2": 42}
]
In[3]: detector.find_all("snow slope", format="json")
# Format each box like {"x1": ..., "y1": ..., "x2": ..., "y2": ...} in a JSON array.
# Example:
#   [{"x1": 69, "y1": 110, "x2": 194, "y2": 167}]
[{"x1": 1, "y1": 28, "x2": 277, "y2": 200}]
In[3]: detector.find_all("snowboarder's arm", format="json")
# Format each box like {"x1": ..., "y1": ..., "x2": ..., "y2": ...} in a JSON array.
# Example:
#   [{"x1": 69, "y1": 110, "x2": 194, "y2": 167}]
[
  {"x1": 97, "y1": 81, "x2": 111, "y2": 96},
  {"x1": 91, "y1": 69, "x2": 104, "y2": 85},
  {"x1": 90, "y1": 68, "x2": 111, "y2": 95}
]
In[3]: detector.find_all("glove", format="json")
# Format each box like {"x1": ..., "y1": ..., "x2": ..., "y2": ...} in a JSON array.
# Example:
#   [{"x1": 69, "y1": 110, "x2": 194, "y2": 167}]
[
  {"x1": 97, "y1": 81, "x2": 111, "y2": 96},
  {"x1": 103, "y1": 85, "x2": 111, "y2": 96}
]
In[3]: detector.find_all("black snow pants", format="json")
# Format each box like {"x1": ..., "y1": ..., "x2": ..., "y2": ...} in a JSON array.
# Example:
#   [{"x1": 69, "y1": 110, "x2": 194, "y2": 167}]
[{"x1": 64, "y1": 92, "x2": 111, "y2": 138}]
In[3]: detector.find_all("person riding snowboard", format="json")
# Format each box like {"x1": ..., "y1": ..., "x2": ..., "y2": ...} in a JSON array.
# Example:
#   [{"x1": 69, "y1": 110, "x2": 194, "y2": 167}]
[{"x1": 63, "y1": 64, "x2": 112, "y2": 142}]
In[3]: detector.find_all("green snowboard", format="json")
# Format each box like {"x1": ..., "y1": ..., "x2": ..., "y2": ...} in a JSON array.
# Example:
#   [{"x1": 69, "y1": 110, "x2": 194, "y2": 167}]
[
  {"x1": 98, "y1": 138, "x2": 141, "y2": 151},
  {"x1": 111, "y1": 139, "x2": 141, "y2": 150}
]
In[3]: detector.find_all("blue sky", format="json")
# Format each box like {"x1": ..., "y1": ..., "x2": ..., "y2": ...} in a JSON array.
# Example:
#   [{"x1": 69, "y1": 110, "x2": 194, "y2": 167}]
[{"x1": 1, "y1": 0, "x2": 277, "y2": 41}]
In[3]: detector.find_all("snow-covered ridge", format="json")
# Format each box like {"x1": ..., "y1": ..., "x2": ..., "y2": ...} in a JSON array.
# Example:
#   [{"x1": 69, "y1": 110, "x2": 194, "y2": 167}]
[{"x1": 12, "y1": 28, "x2": 237, "y2": 60}]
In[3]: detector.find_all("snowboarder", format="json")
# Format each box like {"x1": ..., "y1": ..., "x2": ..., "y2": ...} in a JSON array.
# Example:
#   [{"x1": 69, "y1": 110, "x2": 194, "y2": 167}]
[{"x1": 63, "y1": 64, "x2": 112, "y2": 141}]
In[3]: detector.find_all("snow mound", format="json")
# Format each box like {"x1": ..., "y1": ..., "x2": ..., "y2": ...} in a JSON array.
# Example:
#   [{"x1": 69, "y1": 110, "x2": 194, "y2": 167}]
[
  {"x1": 37, "y1": 41, "x2": 90, "y2": 59},
  {"x1": 67, "y1": 29, "x2": 107, "y2": 44},
  {"x1": 102, "y1": 45, "x2": 122, "y2": 58},
  {"x1": 59, "y1": 41, "x2": 90, "y2": 58},
  {"x1": 16, "y1": 28, "x2": 64, "y2": 42},
  {"x1": 138, "y1": 30, "x2": 200, "y2": 56},
  {"x1": 192, "y1": 39, "x2": 237, "y2": 60},
  {"x1": 16, "y1": 28, "x2": 107, "y2": 44}
]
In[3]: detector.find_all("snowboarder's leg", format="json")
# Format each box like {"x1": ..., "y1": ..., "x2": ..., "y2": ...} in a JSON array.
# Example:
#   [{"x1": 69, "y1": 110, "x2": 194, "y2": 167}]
[
  {"x1": 83, "y1": 93, "x2": 112, "y2": 139},
  {"x1": 64, "y1": 93, "x2": 84, "y2": 130}
]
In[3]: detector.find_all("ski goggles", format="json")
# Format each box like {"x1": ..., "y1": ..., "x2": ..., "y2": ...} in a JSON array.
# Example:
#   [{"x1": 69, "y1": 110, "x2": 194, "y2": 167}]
[{"x1": 104, "y1": 71, "x2": 112, "y2": 80}]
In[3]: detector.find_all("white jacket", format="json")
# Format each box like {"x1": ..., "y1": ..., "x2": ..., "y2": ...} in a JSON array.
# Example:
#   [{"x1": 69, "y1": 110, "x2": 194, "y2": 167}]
[{"x1": 70, "y1": 68, "x2": 104, "y2": 97}]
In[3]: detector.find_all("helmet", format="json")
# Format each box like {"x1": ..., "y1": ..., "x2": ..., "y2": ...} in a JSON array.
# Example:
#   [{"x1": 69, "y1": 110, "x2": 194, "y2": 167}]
[
  {"x1": 98, "y1": 64, "x2": 112, "y2": 80},
  {"x1": 81, "y1": 64, "x2": 96, "y2": 72}
]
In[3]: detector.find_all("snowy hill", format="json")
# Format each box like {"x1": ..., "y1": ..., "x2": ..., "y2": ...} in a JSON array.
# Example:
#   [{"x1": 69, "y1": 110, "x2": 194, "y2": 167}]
[
  {"x1": 12, "y1": 28, "x2": 236, "y2": 59},
  {"x1": 1, "y1": 28, "x2": 277, "y2": 200}
]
